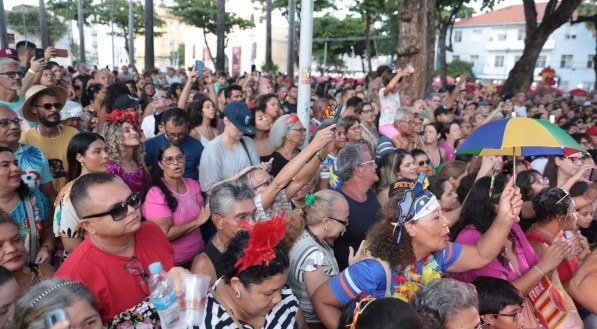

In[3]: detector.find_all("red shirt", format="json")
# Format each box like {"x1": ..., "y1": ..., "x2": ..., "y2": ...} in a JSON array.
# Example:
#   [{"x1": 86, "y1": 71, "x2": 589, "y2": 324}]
[{"x1": 56, "y1": 222, "x2": 174, "y2": 323}]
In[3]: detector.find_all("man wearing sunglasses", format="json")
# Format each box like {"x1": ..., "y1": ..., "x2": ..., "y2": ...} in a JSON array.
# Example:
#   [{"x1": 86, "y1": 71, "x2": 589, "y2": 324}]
[
  {"x1": 0, "y1": 57, "x2": 32, "y2": 131},
  {"x1": 20, "y1": 84, "x2": 79, "y2": 191},
  {"x1": 56, "y1": 172, "x2": 181, "y2": 324}
]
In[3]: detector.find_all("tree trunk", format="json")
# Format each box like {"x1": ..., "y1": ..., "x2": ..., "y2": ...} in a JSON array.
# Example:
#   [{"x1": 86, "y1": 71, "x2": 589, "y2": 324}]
[
  {"x1": 265, "y1": 0, "x2": 272, "y2": 72},
  {"x1": 77, "y1": 0, "x2": 85, "y2": 64},
  {"x1": 437, "y1": 23, "x2": 448, "y2": 89},
  {"x1": 396, "y1": 0, "x2": 435, "y2": 98},
  {"x1": 365, "y1": 14, "x2": 372, "y2": 74},
  {"x1": 216, "y1": 0, "x2": 226, "y2": 72},
  {"x1": 203, "y1": 31, "x2": 214, "y2": 64},
  {"x1": 144, "y1": 0, "x2": 154, "y2": 72},
  {"x1": 38, "y1": 0, "x2": 49, "y2": 47},
  {"x1": 502, "y1": 0, "x2": 582, "y2": 95}
]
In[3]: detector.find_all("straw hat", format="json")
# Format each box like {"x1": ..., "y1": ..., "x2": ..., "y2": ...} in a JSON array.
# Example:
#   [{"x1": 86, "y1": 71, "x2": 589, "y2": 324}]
[{"x1": 22, "y1": 85, "x2": 68, "y2": 122}]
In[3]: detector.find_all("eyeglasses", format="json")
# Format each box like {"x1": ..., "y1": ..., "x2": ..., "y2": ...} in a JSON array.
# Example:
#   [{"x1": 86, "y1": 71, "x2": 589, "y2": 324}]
[
  {"x1": 359, "y1": 159, "x2": 375, "y2": 166},
  {"x1": 0, "y1": 118, "x2": 22, "y2": 128},
  {"x1": 530, "y1": 177, "x2": 549, "y2": 185},
  {"x1": 34, "y1": 103, "x2": 64, "y2": 110},
  {"x1": 165, "y1": 130, "x2": 186, "y2": 140},
  {"x1": 0, "y1": 71, "x2": 24, "y2": 78},
  {"x1": 124, "y1": 256, "x2": 149, "y2": 295},
  {"x1": 361, "y1": 109, "x2": 374, "y2": 114},
  {"x1": 348, "y1": 125, "x2": 362, "y2": 132},
  {"x1": 232, "y1": 210, "x2": 257, "y2": 223},
  {"x1": 401, "y1": 120, "x2": 415, "y2": 126},
  {"x1": 82, "y1": 192, "x2": 142, "y2": 221},
  {"x1": 253, "y1": 177, "x2": 273, "y2": 190},
  {"x1": 565, "y1": 156, "x2": 587, "y2": 165},
  {"x1": 487, "y1": 307, "x2": 525, "y2": 322},
  {"x1": 161, "y1": 153, "x2": 186, "y2": 165},
  {"x1": 417, "y1": 160, "x2": 431, "y2": 166},
  {"x1": 328, "y1": 216, "x2": 348, "y2": 226},
  {"x1": 290, "y1": 127, "x2": 306, "y2": 133}
]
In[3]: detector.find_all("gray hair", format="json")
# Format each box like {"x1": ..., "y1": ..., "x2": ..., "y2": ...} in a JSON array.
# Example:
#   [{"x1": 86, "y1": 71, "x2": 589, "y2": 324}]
[
  {"x1": 411, "y1": 278, "x2": 479, "y2": 329},
  {"x1": 304, "y1": 189, "x2": 347, "y2": 226},
  {"x1": 394, "y1": 107, "x2": 410, "y2": 122},
  {"x1": 209, "y1": 180, "x2": 256, "y2": 217},
  {"x1": 0, "y1": 57, "x2": 19, "y2": 72},
  {"x1": 269, "y1": 114, "x2": 297, "y2": 148},
  {"x1": 337, "y1": 144, "x2": 369, "y2": 182},
  {"x1": 10, "y1": 279, "x2": 98, "y2": 329}
]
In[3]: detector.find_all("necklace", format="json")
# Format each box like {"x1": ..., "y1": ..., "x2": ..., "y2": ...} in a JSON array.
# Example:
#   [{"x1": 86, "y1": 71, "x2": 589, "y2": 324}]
[
  {"x1": 392, "y1": 254, "x2": 441, "y2": 302},
  {"x1": 214, "y1": 234, "x2": 226, "y2": 252}
]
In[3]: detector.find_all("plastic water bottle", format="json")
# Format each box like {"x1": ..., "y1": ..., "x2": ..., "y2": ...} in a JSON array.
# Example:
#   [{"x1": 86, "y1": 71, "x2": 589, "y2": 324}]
[{"x1": 148, "y1": 262, "x2": 182, "y2": 329}]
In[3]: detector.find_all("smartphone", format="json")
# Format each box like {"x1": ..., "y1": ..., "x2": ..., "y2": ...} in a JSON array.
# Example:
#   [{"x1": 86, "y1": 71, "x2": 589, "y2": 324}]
[
  {"x1": 590, "y1": 168, "x2": 597, "y2": 182},
  {"x1": 34, "y1": 48, "x2": 44, "y2": 60},
  {"x1": 44, "y1": 308, "x2": 69, "y2": 328},
  {"x1": 54, "y1": 48, "x2": 68, "y2": 57},
  {"x1": 195, "y1": 60, "x2": 204, "y2": 75}
]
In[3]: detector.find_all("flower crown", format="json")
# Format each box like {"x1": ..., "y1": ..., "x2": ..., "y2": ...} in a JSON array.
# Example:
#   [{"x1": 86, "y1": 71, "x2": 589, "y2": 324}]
[
  {"x1": 105, "y1": 109, "x2": 140, "y2": 127},
  {"x1": 234, "y1": 214, "x2": 287, "y2": 274}
]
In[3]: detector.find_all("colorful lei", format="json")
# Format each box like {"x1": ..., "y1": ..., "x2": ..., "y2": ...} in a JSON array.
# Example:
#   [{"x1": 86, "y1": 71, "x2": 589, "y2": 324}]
[{"x1": 392, "y1": 254, "x2": 441, "y2": 302}]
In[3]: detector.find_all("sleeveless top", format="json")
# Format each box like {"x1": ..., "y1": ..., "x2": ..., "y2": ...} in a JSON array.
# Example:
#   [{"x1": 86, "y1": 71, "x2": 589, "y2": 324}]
[{"x1": 204, "y1": 239, "x2": 226, "y2": 279}]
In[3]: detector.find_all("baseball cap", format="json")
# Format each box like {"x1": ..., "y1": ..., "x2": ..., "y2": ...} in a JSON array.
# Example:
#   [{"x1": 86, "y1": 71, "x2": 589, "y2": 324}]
[
  {"x1": 434, "y1": 105, "x2": 449, "y2": 117},
  {"x1": 112, "y1": 94, "x2": 142, "y2": 110},
  {"x1": 0, "y1": 48, "x2": 18, "y2": 60},
  {"x1": 224, "y1": 101, "x2": 255, "y2": 134},
  {"x1": 60, "y1": 101, "x2": 89, "y2": 121}
]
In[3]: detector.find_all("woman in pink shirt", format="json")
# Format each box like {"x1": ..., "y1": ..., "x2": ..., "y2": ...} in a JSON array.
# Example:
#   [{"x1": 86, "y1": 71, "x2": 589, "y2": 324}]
[{"x1": 142, "y1": 143, "x2": 210, "y2": 267}]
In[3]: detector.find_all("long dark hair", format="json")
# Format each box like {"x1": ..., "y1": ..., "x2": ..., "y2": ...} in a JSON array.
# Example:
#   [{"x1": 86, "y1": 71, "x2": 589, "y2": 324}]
[
  {"x1": 151, "y1": 143, "x2": 180, "y2": 212},
  {"x1": 452, "y1": 174, "x2": 516, "y2": 266},
  {"x1": 187, "y1": 98, "x2": 217, "y2": 130},
  {"x1": 516, "y1": 169, "x2": 542, "y2": 201},
  {"x1": 105, "y1": 83, "x2": 131, "y2": 114},
  {"x1": 66, "y1": 132, "x2": 105, "y2": 182},
  {"x1": 0, "y1": 147, "x2": 28, "y2": 198}
]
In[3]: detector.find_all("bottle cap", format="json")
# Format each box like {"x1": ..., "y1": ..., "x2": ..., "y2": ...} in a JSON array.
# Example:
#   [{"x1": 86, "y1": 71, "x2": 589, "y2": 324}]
[{"x1": 148, "y1": 262, "x2": 163, "y2": 275}]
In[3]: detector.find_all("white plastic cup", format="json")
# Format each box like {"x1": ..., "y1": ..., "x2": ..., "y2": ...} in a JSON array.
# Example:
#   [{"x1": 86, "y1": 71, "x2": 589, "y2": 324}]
[{"x1": 180, "y1": 274, "x2": 210, "y2": 327}]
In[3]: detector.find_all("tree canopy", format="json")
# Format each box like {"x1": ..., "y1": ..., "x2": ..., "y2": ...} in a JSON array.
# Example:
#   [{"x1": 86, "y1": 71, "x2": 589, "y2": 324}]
[{"x1": 6, "y1": 7, "x2": 68, "y2": 44}]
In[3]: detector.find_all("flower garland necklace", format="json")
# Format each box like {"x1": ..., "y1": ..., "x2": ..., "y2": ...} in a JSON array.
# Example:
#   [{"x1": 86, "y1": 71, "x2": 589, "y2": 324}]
[{"x1": 392, "y1": 254, "x2": 441, "y2": 302}]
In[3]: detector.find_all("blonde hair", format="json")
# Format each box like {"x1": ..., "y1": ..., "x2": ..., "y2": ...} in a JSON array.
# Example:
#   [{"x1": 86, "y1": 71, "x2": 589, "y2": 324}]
[
  {"x1": 100, "y1": 121, "x2": 146, "y2": 166},
  {"x1": 304, "y1": 189, "x2": 346, "y2": 226},
  {"x1": 439, "y1": 160, "x2": 467, "y2": 180}
]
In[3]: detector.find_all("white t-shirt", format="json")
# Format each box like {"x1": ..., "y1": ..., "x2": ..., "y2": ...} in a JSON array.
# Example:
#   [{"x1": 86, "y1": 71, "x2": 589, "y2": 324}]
[
  {"x1": 378, "y1": 87, "x2": 401, "y2": 126},
  {"x1": 141, "y1": 115, "x2": 157, "y2": 139},
  {"x1": 513, "y1": 105, "x2": 527, "y2": 117}
]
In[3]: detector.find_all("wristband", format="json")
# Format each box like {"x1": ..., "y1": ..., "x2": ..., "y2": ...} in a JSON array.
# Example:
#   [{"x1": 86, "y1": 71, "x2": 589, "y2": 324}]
[{"x1": 28, "y1": 68, "x2": 37, "y2": 75}]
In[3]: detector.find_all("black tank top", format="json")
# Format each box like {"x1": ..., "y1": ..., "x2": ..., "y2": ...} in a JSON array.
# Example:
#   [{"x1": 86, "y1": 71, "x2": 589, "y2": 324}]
[{"x1": 203, "y1": 239, "x2": 225, "y2": 278}]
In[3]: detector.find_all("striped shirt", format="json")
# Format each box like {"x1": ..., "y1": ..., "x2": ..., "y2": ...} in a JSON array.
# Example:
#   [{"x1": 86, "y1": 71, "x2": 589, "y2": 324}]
[
  {"x1": 254, "y1": 190, "x2": 292, "y2": 222},
  {"x1": 202, "y1": 279, "x2": 299, "y2": 329}
]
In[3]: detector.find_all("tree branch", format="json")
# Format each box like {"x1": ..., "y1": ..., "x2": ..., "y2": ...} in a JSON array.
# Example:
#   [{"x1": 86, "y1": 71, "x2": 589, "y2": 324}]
[{"x1": 571, "y1": 14, "x2": 597, "y2": 25}]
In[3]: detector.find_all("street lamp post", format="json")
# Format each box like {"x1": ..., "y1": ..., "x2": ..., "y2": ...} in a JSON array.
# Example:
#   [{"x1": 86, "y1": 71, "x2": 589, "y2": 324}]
[{"x1": 297, "y1": 0, "x2": 313, "y2": 146}]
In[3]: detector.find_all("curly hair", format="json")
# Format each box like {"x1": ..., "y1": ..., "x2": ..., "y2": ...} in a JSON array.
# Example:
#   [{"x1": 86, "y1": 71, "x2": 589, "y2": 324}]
[
  {"x1": 366, "y1": 190, "x2": 415, "y2": 269},
  {"x1": 186, "y1": 98, "x2": 217, "y2": 130},
  {"x1": 100, "y1": 121, "x2": 146, "y2": 166},
  {"x1": 532, "y1": 187, "x2": 570, "y2": 223}
]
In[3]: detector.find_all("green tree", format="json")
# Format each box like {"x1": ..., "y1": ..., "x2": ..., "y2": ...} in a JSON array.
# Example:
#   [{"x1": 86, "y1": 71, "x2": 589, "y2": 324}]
[
  {"x1": 433, "y1": 58, "x2": 474, "y2": 77},
  {"x1": 351, "y1": 0, "x2": 388, "y2": 73},
  {"x1": 47, "y1": 0, "x2": 95, "y2": 24},
  {"x1": 170, "y1": 0, "x2": 253, "y2": 67},
  {"x1": 502, "y1": 0, "x2": 583, "y2": 95},
  {"x1": 6, "y1": 7, "x2": 68, "y2": 45}
]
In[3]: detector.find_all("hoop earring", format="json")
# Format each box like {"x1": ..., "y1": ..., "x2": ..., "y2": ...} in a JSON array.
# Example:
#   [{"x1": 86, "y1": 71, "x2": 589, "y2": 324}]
[{"x1": 235, "y1": 290, "x2": 241, "y2": 299}]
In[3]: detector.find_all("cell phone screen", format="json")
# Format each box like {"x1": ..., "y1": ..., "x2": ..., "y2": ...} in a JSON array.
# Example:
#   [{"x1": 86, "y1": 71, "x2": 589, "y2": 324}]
[
  {"x1": 35, "y1": 48, "x2": 44, "y2": 60},
  {"x1": 195, "y1": 60, "x2": 204, "y2": 75}
]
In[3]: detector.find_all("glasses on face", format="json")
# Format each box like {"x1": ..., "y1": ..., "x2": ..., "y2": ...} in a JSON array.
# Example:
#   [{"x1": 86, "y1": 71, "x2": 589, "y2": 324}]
[
  {"x1": 0, "y1": 118, "x2": 22, "y2": 128},
  {"x1": 530, "y1": 176, "x2": 549, "y2": 185},
  {"x1": 359, "y1": 159, "x2": 375, "y2": 166},
  {"x1": 232, "y1": 210, "x2": 257, "y2": 223},
  {"x1": 565, "y1": 156, "x2": 587, "y2": 165},
  {"x1": 161, "y1": 153, "x2": 186, "y2": 165},
  {"x1": 348, "y1": 125, "x2": 362, "y2": 132},
  {"x1": 328, "y1": 216, "x2": 348, "y2": 226},
  {"x1": 0, "y1": 71, "x2": 24, "y2": 78},
  {"x1": 124, "y1": 256, "x2": 150, "y2": 295},
  {"x1": 34, "y1": 103, "x2": 64, "y2": 110},
  {"x1": 488, "y1": 307, "x2": 525, "y2": 322},
  {"x1": 165, "y1": 130, "x2": 186, "y2": 140},
  {"x1": 361, "y1": 109, "x2": 374, "y2": 114},
  {"x1": 417, "y1": 160, "x2": 431, "y2": 166},
  {"x1": 82, "y1": 192, "x2": 142, "y2": 221},
  {"x1": 290, "y1": 127, "x2": 306, "y2": 133},
  {"x1": 401, "y1": 120, "x2": 415, "y2": 126},
  {"x1": 253, "y1": 177, "x2": 273, "y2": 190}
]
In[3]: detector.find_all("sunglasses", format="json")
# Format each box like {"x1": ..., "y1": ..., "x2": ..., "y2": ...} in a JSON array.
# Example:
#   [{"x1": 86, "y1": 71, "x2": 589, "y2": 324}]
[
  {"x1": 253, "y1": 177, "x2": 273, "y2": 190},
  {"x1": 34, "y1": 103, "x2": 64, "y2": 110},
  {"x1": 82, "y1": 192, "x2": 142, "y2": 221},
  {"x1": 0, "y1": 118, "x2": 22, "y2": 127},
  {"x1": 124, "y1": 256, "x2": 149, "y2": 295},
  {"x1": 418, "y1": 160, "x2": 431, "y2": 166},
  {"x1": 328, "y1": 216, "x2": 348, "y2": 226},
  {"x1": 0, "y1": 71, "x2": 24, "y2": 78}
]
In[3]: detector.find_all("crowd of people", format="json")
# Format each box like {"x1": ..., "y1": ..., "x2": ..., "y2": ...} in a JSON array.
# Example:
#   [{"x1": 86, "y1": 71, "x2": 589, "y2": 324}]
[{"x1": 0, "y1": 40, "x2": 596, "y2": 329}]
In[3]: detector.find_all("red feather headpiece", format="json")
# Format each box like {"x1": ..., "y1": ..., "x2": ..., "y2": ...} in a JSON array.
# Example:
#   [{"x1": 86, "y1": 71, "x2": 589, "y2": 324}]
[
  {"x1": 105, "y1": 109, "x2": 139, "y2": 126},
  {"x1": 234, "y1": 214, "x2": 287, "y2": 274}
]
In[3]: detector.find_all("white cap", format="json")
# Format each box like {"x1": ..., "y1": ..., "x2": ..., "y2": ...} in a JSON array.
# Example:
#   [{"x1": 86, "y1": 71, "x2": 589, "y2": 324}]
[{"x1": 60, "y1": 101, "x2": 89, "y2": 121}]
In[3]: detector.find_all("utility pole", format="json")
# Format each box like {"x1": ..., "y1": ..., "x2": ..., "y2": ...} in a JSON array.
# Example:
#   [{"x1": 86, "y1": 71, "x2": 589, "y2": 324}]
[
  {"x1": 144, "y1": 0, "x2": 154, "y2": 72},
  {"x1": 297, "y1": 0, "x2": 312, "y2": 146},
  {"x1": 128, "y1": 0, "x2": 135, "y2": 69},
  {"x1": 111, "y1": 0, "x2": 115, "y2": 69},
  {"x1": 286, "y1": 0, "x2": 295, "y2": 78},
  {"x1": 265, "y1": 0, "x2": 272, "y2": 72},
  {"x1": 39, "y1": 0, "x2": 49, "y2": 47},
  {"x1": 216, "y1": 0, "x2": 225, "y2": 72},
  {"x1": 0, "y1": 0, "x2": 8, "y2": 48},
  {"x1": 77, "y1": 0, "x2": 86, "y2": 64}
]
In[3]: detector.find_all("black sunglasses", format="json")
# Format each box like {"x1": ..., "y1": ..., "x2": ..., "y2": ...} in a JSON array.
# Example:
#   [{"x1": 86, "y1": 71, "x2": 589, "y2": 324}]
[
  {"x1": 34, "y1": 103, "x2": 64, "y2": 110},
  {"x1": 418, "y1": 160, "x2": 431, "y2": 166},
  {"x1": 328, "y1": 216, "x2": 349, "y2": 226},
  {"x1": 0, "y1": 71, "x2": 24, "y2": 78},
  {"x1": 82, "y1": 192, "x2": 141, "y2": 221},
  {"x1": 124, "y1": 256, "x2": 149, "y2": 295}
]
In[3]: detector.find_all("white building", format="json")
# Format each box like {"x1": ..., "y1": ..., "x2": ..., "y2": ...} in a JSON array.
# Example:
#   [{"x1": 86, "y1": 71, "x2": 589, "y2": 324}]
[{"x1": 449, "y1": 3, "x2": 595, "y2": 91}]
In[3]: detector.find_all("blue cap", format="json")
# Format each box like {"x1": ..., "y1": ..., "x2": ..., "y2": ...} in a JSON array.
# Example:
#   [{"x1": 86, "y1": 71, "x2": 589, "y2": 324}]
[
  {"x1": 223, "y1": 101, "x2": 255, "y2": 135},
  {"x1": 148, "y1": 262, "x2": 163, "y2": 275}
]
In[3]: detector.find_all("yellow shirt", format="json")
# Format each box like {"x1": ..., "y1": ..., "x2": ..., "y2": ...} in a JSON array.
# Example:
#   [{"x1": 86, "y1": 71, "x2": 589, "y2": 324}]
[{"x1": 20, "y1": 125, "x2": 79, "y2": 192}]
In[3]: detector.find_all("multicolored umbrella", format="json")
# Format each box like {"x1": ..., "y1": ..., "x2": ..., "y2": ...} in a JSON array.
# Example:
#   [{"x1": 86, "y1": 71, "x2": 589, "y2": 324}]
[{"x1": 456, "y1": 117, "x2": 587, "y2": 157}]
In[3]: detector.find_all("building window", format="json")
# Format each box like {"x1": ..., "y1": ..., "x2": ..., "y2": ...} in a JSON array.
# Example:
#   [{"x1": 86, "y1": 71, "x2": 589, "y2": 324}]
[
  {"x1": 560, "y1": 55, "x2": 573, "y2": 68},
  {"x1": 472, "y1": 29, "x2": 481, "y2": 42},
  {"x1": 588, "y1": 55, "x2": 594, "y2": 69},
  {"x1": 536, "y1": 55, "x2": 546, "y2": 68},
  {"x1": 497, "y1": 32, "x2": 507, "y2": 41},
  {"x1": 454, "y1": 31, "x2": 462, "y2": 42},
  {"x1": 471, "y1": 55, "x2": 479, "y2": 62},
  {"x1": 452, "y1": 55, "x2": 460, "y2": 61},
  {"x1": 517, "y1": 29, "x2": 524, "y2": 41},
  {"x1": 565, "y1": 26, "x2": 577, "y2": 40},
  {"x1": 494, "y1": 55, "x2": 504, "y2": 67}
]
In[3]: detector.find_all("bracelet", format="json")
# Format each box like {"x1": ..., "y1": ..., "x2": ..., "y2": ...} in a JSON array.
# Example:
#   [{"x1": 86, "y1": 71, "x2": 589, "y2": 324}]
[
  {"x1": 532, "y1": 265, "x2": 545, "y2": 277},
  {"x1": 28, "y1": 68, "x2": 37, "y2": 75},
  {"x1": 316, "y1": 151, "x2": 325, "y2": 162}
]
